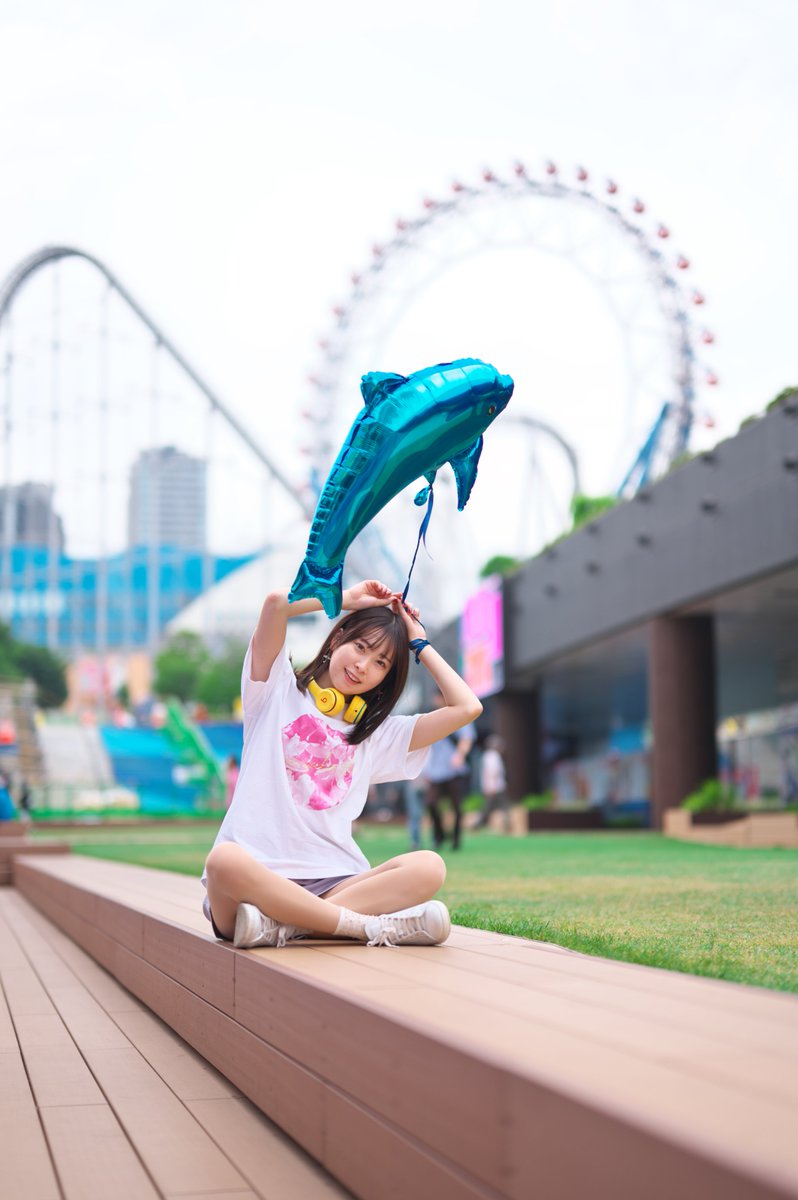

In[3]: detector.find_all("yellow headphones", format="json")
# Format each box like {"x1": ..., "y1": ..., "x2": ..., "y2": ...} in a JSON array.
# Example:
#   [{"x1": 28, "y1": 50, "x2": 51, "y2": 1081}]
[{"x1": 307, "y1": 678, "x2": 367, "y2": 725}]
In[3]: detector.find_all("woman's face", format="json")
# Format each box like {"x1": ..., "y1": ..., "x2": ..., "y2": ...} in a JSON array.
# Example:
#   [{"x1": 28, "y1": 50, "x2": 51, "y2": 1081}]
[{"x1": 325, "y1": 632, "x2": 394, "y2": 696}]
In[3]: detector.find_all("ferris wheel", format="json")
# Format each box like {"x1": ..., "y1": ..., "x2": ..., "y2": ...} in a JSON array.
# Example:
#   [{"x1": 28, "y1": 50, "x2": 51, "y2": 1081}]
[{"x1": 299, "y1": 159, "x2": 717, "y2": 621}]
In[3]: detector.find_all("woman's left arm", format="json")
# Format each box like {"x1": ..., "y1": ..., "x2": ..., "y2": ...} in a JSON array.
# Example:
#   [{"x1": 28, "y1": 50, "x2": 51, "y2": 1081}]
[
  {"x1": 408, "y1": 645, "x2": 483, "y2": 751},
  {"x1": 392, "y1": 598, "x2": 483, "y2": 751}
]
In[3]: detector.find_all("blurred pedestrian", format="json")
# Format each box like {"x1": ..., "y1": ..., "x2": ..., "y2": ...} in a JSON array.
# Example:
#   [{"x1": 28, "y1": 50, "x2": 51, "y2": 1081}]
[
  {"x1": 474, "y1": 734, "x2": 509, "y2": 832},
  {"x1": 0, "y1": 769, "x2": 15, "y2": 821},
  {"x1": 16, "y1": 776, "x2": 32, "y2": 822},
  {"x1": 404, "y1": 780, "x2": 425, "y2": 850},
  {"x1": 422, "y1": 691, "x2": 476, "y2": 850},
  {"x1": 225, "y1": 754, "x2": 240, "y2": 809}
]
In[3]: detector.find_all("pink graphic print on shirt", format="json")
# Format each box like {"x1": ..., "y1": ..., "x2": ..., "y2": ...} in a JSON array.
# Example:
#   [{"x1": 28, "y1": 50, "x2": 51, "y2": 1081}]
[{"x1": 281, "y1": 714, "x2": 356, "y2": 811}]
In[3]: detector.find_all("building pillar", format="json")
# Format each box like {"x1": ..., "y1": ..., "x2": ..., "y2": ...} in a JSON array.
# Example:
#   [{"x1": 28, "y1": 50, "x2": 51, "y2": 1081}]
[
  {"x1": 495, "y1": 689, "x2": 542, "y2": 801},
  {"x1": 648, "y1": 615, "x2": 717, "y2": 829}
]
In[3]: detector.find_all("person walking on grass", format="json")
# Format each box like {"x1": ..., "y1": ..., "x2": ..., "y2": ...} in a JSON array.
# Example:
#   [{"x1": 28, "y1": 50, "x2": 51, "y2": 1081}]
[
  {"x1": 202, "y1": 579, "x2": 482, "y2": 949},
  {"x1": 474, "y1": 734, "x2": 510, "y2": 832},
  {"x1": 421, "y1": 692, "x2": 476, "y2": 851}
]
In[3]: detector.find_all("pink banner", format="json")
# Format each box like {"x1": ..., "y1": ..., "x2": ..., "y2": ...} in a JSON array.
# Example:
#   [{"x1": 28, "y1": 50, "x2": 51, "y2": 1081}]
[{"x1": 460, "y1": 577, "x2": 504, "y2": 698}]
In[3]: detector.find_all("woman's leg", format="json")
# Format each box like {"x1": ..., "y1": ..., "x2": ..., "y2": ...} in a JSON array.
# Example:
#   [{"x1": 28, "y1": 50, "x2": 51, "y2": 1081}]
[
  {"x1": 205, "y1": 843, "x2": 351, "y2": 939},
  {"x1": 323, "y1": 850, "x2": 446, "y2": 914},
  {"x1": 205, "y1": 845, "x2": 446, "y2": 940}
]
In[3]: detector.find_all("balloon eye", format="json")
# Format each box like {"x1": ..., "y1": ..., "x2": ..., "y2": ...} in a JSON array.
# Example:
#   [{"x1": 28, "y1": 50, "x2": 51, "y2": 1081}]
[{"x1": 488, "y1": 404, "x2": 496, "y2": 415}]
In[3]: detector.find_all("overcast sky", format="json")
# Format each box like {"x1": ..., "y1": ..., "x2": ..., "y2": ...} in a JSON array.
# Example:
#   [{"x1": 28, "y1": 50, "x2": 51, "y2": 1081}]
[{"x1": 1, "y1": 0, "x2": 796, "y2": 624}]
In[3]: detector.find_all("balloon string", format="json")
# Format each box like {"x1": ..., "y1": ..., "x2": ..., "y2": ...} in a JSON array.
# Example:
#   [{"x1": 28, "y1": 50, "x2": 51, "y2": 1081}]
[{"x1": 402, "y1": 486, "x2": 434, "y2": 604}]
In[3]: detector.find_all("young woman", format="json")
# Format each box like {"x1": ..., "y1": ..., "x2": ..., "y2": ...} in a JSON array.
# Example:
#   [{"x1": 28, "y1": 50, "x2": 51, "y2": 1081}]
[{"x1": 202, "y1": 579, "x2": 482, "y2": 948}]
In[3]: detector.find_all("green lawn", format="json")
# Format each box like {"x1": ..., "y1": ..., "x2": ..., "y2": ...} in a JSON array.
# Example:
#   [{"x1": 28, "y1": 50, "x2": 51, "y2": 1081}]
[{"x1": 42, "y1": 823, "x2": 798, "y2": 994}]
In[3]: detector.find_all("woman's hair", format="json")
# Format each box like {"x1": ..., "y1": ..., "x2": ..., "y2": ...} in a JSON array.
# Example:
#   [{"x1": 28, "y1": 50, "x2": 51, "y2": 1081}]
[{"x1": 294, "y1": 606, "x2": 409, "y2": 745}]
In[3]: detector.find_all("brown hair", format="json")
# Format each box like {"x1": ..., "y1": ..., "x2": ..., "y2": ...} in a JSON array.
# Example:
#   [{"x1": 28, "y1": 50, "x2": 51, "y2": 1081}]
[{"x1": 294, "y1": 606, "x2": 410, "y2": 745}]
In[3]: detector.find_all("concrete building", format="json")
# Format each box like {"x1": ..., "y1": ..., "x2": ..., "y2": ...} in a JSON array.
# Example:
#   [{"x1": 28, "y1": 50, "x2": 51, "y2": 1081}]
[
  {"x1": 128, "y1": 446, "x2": 207, "y2": 551},
  {"x1": 435, "y1": 396, "x2": 798, "y2": 827},
  {"x1": 0, "y1": 482, "x2": 65, "y2": 552}
]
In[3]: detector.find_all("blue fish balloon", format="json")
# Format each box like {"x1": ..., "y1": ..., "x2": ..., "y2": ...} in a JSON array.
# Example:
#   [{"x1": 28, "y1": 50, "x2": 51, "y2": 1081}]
[{"x1": 289, "y1": 358, "x2": 514, "y2": 617}]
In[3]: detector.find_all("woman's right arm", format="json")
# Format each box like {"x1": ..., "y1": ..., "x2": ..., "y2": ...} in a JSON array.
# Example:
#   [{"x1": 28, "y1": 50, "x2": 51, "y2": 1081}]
[
  {"x1": 391, "y1": 599, "x2": 483, "y2": 751},
  {"x1": 250, "y1": 591, "x2": 324, "y2": 682}
]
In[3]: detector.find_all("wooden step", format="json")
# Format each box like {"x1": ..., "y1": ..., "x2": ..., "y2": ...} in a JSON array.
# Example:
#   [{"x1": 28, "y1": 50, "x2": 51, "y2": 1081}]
[
  {"x1": 0, "y1": 835, "x2": 70, "y2": 886},
  {"x1": 14, "y1": 853, "x2": 798, "y2": 1200}
]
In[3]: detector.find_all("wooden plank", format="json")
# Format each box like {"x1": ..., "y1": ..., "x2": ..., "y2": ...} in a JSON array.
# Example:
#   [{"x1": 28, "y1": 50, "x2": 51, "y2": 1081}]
[
  {"x1": 41, "y1": 1105, "x2": 160, "y2": 1200},
  {"x1": 234, "y1": 951, "x2": 505, "y2": 1189},
  {"x1": 10, "y1": 893, "x2": 143, "y2": 1014},
  {"x1": 323, "y1": 1084, "x2": 495, "y2": 1200},
  {"x1": 141, "y1": 910, "x2": 234, "y2": 1013},
  {"x1": 0, "y1": 1076, "x2": 62, "y2": 1200},
  {"x1": 303, "y1": 941, "x2": 798, "y2": 1102},
  {"x1": 80, "y1": 1045, "x2": 252, "y2": 1197},
  {"x1": 503, "y1": 1072, "x2": 787, "y2": 1200},
  {"x1": 446, "y1": 936, "x2": 798, "y2": 1025},
  {"x1": 353, "y1": 983, "x2": 798, "y2": 1195},
  {"x1": 186, "y1": 1096, "x2": 352, "y2": 1200},
  {"x1": 430, "y1": 940, "x2": 798, "y2": 1049},
  {"x1": 112, "y1": 1009, "x2": 238, "y2": 1103},
  {"x1": 111, "y1": 941, "x2": 328, "y2": 1164},
  {"x1": 4, "y1": 1001, "x2": 107, "y2": 1109},
  {"x1": 165, "y1": 1193, "x2": 259, "y2": 1200}
]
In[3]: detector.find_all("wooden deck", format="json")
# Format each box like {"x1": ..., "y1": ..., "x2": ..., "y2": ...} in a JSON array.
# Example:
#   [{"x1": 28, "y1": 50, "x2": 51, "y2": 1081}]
[
  {"x1": 12, "y1": 853, "x2": 798, "y2": 1200},
  {"x1": 0, "y1": 885, "x2": 350, "y2": 1200}
]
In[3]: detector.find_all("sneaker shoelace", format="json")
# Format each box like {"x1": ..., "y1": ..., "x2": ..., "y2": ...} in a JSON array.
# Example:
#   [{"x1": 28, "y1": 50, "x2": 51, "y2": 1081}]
[
  {"x1": 366, "y1": 914, "x2": 429, "y2": 947},
  {"x1": 273, "y1": 924, "x2": 306, "y2": 947},
  {"x1": 366, "y1": 925, "x2": 399, "y2": 947}
]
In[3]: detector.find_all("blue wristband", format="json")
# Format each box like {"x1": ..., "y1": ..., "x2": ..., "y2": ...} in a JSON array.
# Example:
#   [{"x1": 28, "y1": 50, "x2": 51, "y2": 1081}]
[{"x1": 408, "y1": 637, "x2": 430, "y2": 664}]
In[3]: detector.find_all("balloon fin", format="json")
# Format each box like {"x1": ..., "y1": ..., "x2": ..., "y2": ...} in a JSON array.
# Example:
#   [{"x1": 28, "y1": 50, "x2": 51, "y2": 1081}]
[
  {"x1": 360, "y1": 371, "x2": 408, "y2": 408},
  {"x1": 449, "y1": 437, "x2": 483, "y2": 510},
  {"x1": 414, "y1": 469, "x2": 438, "y2": 506},
  {"x1": 288, "y1": 559, "x2": 344, "y2": 619}
]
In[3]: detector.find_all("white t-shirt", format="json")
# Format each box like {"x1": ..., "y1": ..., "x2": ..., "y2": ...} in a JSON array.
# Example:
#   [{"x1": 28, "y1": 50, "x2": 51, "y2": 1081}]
[{"x1": 202, "y1": 640, "x2": 429, "y2": 884}]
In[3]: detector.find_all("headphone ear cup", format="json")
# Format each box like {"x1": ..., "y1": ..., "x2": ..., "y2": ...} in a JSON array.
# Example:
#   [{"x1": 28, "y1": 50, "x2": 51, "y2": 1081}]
[
  {"x1": 343, "y1": 696, "x2": 367, "y2": 725},
  {"x1": 308, "y1": 679, "x2": 346, "y2": 717}
]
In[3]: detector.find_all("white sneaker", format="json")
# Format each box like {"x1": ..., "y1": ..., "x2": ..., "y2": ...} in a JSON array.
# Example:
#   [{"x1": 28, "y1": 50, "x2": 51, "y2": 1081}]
[
  {"x1": 363, "y1": 900, "x2": 451, "y2": 947},
  {"x1": 233, "y1": 903, "x2": 307, "y2": 949}
]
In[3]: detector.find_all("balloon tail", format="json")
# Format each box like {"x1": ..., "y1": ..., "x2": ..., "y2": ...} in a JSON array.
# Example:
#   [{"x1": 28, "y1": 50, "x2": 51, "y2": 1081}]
[{"x1": 402, "y1": 485, "x2": 434, "y2": 603}]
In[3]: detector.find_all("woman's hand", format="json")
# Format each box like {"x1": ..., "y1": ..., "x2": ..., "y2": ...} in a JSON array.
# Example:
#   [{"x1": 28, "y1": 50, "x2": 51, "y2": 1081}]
[
  {"x1": 342, "y1": 580, "x2": 394, "y2": 610},
  {"x1": 390, "y1": 594, "x2": 426, "y2": 641}
]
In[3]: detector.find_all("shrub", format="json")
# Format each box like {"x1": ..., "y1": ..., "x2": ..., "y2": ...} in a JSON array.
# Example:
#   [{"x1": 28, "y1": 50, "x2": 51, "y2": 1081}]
[
  {"x1": 523, "y1": 792, "x2": 555, "y2": 811},
  {"x1": 766, "y1": 386, "x2": 798, "y2": 413},
  {"x1": 682, "y1": 778, "x2": 739, "y2": 812}
]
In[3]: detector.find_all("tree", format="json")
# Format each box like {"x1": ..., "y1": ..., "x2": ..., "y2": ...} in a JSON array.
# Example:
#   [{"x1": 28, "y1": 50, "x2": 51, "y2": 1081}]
[
  {"x1": 153, "y1": 631, "x2": 210, "y2": 702},
  {"x1": 196, "y1": 640, "x2": 248, "y2": 712},
  {"x1": 0, "y1": 622, "x2": 68, "y2": 709},
  {"x1": 479, "y1": 555, "x2": 519, "y2": 579},
  {"x1": 570, "y1": 492, "x2": 617, "y2": 530},
  {"x1": 4, "y1": 637, "x2": 67, "y2": 709},
  {"x1": 0, "y1": 623, "x2": 21, "y2": 682},
  {"x1": 766, "y1": 385, "x2": 798, "y2": 413}
]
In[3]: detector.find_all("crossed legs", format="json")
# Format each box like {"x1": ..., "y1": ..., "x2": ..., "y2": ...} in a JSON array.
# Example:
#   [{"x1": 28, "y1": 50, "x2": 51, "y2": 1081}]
[{"x1": 204, "y1": 842, "x2": 446, "y2": 941}]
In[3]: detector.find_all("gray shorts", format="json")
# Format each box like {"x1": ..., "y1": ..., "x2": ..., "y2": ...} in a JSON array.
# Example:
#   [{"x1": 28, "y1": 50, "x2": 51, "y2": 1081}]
[{"x1": 204, "y1": 873, "x2": 355, "y2": 940}]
